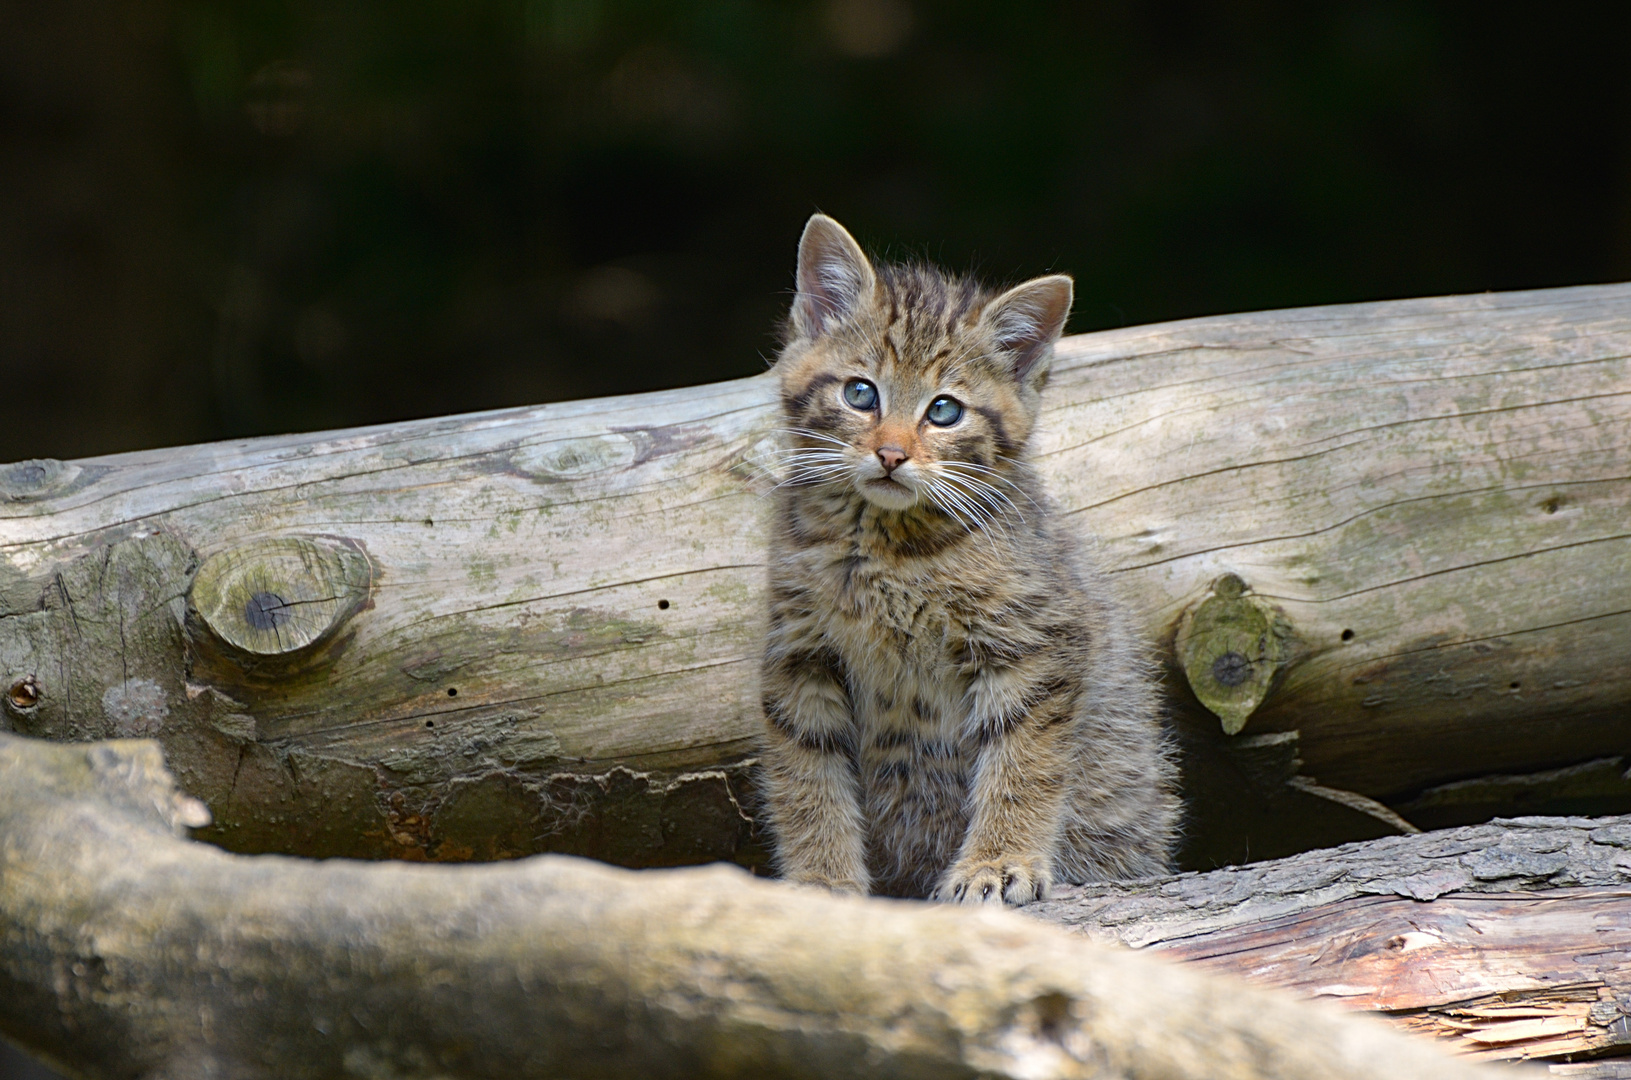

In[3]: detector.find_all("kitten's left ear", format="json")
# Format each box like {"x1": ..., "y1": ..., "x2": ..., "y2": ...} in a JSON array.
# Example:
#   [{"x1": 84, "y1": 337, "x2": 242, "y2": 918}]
[{"x1": 980, "y1": 274, "x2": 1074, "y2": 383}]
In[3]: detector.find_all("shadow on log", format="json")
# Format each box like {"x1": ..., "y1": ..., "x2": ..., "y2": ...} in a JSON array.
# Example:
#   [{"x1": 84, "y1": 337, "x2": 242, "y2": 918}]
[
  {"x1": 0, "y1": 284, "x2": 1628, "y2": 869},
  {"x1": 0, "y1": 730, "x2": 1522, "y2": 1080}
]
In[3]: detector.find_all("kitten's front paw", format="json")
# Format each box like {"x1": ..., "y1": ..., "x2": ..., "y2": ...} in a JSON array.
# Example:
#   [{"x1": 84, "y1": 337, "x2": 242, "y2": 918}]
[{"x1": 934, "y1": 858, "x2": 1052, "y2": 906}]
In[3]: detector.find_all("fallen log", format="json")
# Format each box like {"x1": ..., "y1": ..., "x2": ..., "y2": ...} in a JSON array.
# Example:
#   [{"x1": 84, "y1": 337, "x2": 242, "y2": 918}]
[
  {"x1": 0, "y1": 283, "x2": 1627, "y2": 867},
  {"x1": 0, "y1": 729, "x2": 1518, "y2": 1080},
  {"x1": 1030, "y1": 815, "x2": 1631, "y2": 1067}
]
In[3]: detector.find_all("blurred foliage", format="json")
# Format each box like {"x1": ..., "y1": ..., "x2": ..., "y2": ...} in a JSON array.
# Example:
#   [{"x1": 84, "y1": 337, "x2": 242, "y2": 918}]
[{"x1": 0, "y1": 0, "x2": 1628, "y2": 459}]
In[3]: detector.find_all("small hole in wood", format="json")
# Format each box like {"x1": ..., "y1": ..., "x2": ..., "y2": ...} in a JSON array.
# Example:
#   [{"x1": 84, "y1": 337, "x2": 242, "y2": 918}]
[
  {"x1": 1542, "y1": 497, "x2": 1562, "y2": 515},
  {"x1": 7, "y1": 676, "x2": 39, "y2": 711},
  {"x1": 1510, "y1": 681, "x2": 1521, "y2": 690},
  {"x1": 657, "y1": 599, "x2": 670, "y2": 610},
  {"x1": 1340, "y1": 629, "x2": 1354, "y2": 641},
  {"x1": 425, "y1": 720, "x2": 435, "y2": 728},
  {"x1": 446, "y1": 687, "x2": 458, "y2": 697}
]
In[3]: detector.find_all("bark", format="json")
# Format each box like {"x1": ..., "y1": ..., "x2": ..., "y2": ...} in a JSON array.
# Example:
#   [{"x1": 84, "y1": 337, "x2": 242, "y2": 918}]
[
  {"x1": 0, "y1": 729, "x2": 1520, "y2": 1080},
  {"x1": 0, "y1": 284, "x2": 1627, "y2": 867},
  {"x1": 1030, "y1": 815, "x2": 1631, "y2": 1065}
]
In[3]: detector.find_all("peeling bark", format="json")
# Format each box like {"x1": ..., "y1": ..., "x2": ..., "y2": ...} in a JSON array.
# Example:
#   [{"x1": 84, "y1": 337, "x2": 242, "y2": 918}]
[{"x1": 1030, "y1": 815, "x2": 1631, "y2": 1066}]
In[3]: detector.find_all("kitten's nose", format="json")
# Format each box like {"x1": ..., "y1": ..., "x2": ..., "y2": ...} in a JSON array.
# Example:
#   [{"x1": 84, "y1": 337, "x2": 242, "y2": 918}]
[{"x1": 877, "y1": 446, "x2": 908, "y2": 473}]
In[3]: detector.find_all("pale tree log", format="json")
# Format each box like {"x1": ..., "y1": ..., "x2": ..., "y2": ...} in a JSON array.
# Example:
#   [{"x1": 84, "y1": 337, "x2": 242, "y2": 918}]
[
  {"x1": 0, "y1": 284, "x2": 1627, "y2": 868},
  {"x1": 0, "y1": 730, "x2": 1520, "y2": 1080},
  {"x1": 1030, "y1": 814, "x2": 1631, "y2": 1067}
]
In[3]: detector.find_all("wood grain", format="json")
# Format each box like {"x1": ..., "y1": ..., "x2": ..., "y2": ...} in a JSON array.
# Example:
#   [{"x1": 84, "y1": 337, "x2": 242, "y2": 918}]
[{"x1": 1159, "y1": 890, "x2": 1630, "y2": 1062}]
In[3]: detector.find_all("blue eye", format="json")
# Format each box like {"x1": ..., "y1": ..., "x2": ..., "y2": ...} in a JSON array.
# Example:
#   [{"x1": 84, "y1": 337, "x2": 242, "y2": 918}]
[
  {"x1": 925, "y1": 396, "x2": 963, "y2": 426},
  {"x1": 843, "y1": 379, "x2": 878, "y2": 410}
]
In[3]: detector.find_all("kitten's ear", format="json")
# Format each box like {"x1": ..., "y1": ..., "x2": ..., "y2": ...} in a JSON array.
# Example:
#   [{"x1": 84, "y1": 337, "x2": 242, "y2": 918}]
[
  {"x1": 792, "y1": 214, "x2": 876, "y2": 339},
  {"x1": 980, "y1": 274, "x2": 1074, "y2": 383}
]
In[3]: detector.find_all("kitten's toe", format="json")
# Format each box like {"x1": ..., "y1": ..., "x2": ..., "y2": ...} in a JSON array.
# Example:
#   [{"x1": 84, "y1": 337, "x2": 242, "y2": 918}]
[
  {"x1": 932, "y1": 865, "x2": 1004, "y2": 905},
  {"x1": 935, "y1": 859, "x2": 1052, "y2": 906}
]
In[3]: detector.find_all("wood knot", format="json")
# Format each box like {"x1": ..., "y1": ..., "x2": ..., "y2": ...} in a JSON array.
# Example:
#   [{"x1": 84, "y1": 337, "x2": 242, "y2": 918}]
[
  {"x1": 1175, "y1": 574, "x2": 1300, "y2": 735},
  {"x1": 189, "y1": 536, "x2": 372, "y2": 657},
  {"x1": 0, "y1": 458, "x2": 83, "y2": 502},
  {"x1": 513, "y1": 433, "x2": 636, "y2": 480}
]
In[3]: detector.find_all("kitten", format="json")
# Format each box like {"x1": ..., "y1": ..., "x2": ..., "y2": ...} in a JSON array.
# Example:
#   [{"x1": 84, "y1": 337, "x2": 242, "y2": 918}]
[{"x1": 760, "y1": 214, "x2": 1178, "y2": 905}]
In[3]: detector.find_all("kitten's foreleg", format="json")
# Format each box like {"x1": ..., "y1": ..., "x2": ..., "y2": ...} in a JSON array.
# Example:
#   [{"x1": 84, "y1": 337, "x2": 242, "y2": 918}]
[
  {"x1": 761, "y1": 649, "x2": 869, "y2": 895},
  {"x1": 937, "y1": 670, "x2": 1073, "y2": 906}
]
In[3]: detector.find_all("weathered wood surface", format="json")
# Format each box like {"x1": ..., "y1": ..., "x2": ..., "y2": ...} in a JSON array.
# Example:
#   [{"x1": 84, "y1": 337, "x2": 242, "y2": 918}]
[
  {"x1": 1030, "y1": 815, "x2": 1631, "y2": 1066},
  {"x1": 0, "y1": 283, "x2": 1627, "y2": 866},
  {"x1": 0, "y1": 730, "x2": 1515, "y2": 1080}
]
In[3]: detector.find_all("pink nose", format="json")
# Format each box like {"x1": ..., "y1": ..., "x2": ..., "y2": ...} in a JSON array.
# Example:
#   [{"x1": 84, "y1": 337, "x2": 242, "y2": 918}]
[{"x1": 877, "y1": 447, "x2": 907, "y2": 473}]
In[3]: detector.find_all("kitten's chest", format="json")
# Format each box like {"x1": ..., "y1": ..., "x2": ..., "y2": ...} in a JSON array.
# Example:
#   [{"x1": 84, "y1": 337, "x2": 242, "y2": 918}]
[{"x1": 821, "y1": 559, "x2": 967, "y2": 688}]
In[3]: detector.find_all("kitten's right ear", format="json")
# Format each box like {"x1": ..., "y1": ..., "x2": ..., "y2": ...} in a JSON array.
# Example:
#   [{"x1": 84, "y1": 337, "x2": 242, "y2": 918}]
[{"x1": 792, "y1": 214, "x2": 875, "y2": 339}]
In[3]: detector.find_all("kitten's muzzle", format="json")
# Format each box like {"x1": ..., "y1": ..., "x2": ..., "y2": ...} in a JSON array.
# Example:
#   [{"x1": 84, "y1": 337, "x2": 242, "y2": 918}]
[{"x1": 876, "y1": 446, "x2": 908, "y2": 473}]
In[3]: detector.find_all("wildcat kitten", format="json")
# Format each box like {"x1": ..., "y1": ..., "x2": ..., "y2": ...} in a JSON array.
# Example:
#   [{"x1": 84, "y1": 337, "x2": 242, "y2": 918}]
[{"x1": 760, "y1": 214, "x2": 1178, "y2": 905}]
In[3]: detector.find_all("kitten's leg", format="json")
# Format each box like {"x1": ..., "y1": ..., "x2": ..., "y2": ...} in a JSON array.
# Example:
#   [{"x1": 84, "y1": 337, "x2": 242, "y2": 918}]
[
  {"x1": 761, "y1": 644, "x2": 869, "y2": 895},
  {"x1": 1056, "y1": 590, "x2": 1179, "y2": 882},
  {"x1": 936, "y1": 668, "x2": 1073, "y2": 905}
]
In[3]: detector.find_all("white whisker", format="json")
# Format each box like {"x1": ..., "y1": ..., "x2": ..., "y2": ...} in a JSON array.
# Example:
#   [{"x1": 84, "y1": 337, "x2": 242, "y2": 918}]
[
  {"x1": 750, "y1": 442, "x2": 852, "y2": 486},
  {"x1": 940, "y1": 460, "x2": 1041, "y2": 511},
  {"x1": 927, "y1": 476, "x2": 990, "y2": 530},
  {"x1": 933, "y1": 462, "x2": 1023, "y2": 524},
  {"x1": 778, "y1": 427, "x2": 855, "y2": 451},
  {"x1": 771, "y1": 454, "x2": 853, "y2": 491},
  {"x1": 940, "y1": 469, "x2": 1026, "y2": 525},
  {"x1": 924, "y1": 477, "x2": 1005, "y2": 557}
]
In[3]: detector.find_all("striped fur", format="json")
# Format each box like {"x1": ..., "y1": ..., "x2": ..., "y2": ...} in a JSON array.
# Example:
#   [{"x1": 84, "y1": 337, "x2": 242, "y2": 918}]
[{"x1": 760, "y1": 214, "x2": 1178, "y2": 904}]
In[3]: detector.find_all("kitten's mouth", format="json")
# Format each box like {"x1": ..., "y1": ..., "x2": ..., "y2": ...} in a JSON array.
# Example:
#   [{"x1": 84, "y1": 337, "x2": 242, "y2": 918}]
[{"x1": 860, "y1": 475, "x2": 918, "y2": 509}]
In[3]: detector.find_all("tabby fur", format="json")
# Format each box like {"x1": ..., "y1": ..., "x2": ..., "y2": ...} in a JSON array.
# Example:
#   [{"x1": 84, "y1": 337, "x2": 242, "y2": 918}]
[{"x1": 760, "y1": 214, "x2": 1178, "y2": 904}]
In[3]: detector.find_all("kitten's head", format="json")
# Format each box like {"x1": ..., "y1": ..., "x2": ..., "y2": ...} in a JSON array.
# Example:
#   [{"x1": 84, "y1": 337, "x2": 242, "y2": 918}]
[{"x1": 774, "y1": 213, "x2": 1072, "y2": 517}]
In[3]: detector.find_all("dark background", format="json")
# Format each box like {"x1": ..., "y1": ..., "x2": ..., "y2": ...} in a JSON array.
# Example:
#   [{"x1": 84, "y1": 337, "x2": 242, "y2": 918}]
[{"x1": 2, "y1": 1, "x2": 1628, "y2": 467}]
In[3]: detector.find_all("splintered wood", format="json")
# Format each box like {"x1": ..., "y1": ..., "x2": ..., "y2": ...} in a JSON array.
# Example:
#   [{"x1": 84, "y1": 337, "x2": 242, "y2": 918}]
[
  {"x1": 1152, "y1": 889, "x2": 1631, "y2": 1063},
  {"x1": 1032, "y1": 817, "x2": 1631, "y2": 1068}
]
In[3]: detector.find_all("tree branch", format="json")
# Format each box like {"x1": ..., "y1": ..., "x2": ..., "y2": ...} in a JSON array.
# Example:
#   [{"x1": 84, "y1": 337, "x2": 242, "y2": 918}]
[{"x1": 0, "y1": 731, "x2": 1516, "y2": 1080}]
